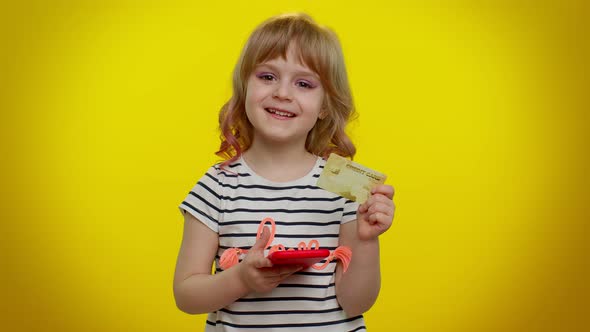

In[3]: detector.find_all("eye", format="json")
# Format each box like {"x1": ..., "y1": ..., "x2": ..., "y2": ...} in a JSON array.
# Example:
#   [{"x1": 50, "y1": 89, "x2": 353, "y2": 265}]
[
  {"x1": 257, "y1": 73, "x2": 276, "y2": 81},
  {"x1": 296, "y1": 80, "x2": 315, "y2": 89}
]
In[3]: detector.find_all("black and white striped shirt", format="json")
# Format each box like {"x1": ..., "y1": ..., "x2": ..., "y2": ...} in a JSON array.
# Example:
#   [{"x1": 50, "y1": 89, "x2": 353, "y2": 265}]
[{"x1": 179, "y1": 156, "x2": 366, "y2": 331}]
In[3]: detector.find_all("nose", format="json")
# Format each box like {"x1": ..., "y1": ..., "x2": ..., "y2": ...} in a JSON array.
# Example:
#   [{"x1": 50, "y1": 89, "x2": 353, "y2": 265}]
[{"x1": 272, "y1": 81, "x2": 292, "y2": 101}]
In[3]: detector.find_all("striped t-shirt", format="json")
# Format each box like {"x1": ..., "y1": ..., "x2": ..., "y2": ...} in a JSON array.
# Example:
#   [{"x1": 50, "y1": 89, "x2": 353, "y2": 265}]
[{"x1": 179, "y1": 156, "x2": 366, "y2": 331}]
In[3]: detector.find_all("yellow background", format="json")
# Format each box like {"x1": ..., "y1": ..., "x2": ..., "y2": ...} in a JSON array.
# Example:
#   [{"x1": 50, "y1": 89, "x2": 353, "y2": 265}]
[{"x1": 1, "y1": 1, "x2": 588, "y2": 331}]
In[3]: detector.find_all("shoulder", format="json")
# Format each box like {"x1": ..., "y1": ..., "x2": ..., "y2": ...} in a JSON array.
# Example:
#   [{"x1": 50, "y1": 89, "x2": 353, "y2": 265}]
[
  {"x1": 211, "y1": 160, "x2": 249, "y2": 178},
  {"x1": 199, "y1": 158, "x2": 259, "y2": 192},
  {"x1": 201, "y1": 159, "x2": 243, "y2": 181}
]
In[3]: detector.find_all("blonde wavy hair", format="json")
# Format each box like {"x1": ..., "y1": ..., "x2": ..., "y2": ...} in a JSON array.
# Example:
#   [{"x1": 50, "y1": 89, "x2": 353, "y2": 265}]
[{"x1": 216, "y1": 13, "x2": 357, "y2": 164}]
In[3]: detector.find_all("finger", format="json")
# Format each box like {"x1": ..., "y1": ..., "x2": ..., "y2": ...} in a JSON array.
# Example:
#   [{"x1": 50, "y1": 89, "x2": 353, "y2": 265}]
[
  {"x1": 266, "y1": 275, "x2": 284, "y2": 285},
  {"x1": 277, "y1": 272, "x2": 297, "y2": 281},
  {"x1": 265, "y1": 265, "x2": 301, "y2": 276},
  {"x1": 369, "y1": 212, "x2": 393, "y2": 228},
  {"x1": 368, "y1": 215, "x2": 379, "y2": 225},
  {"x1": 253, "y1": 256, "x2": 273, "y2": 269},
  {"x1": 363, "y1": 196, "x2": 374, "y2": 209},
  {"x1": 368, "y1": 201, "x2": 394, "y2": 217},
  {"x1": 364, "y1": 197, "x2": 391, "y2": 216},
  {"x1": 276, "y1": 265, "x2": 303, "y2": 276},
  {"x1": 260, "y1": 269, "x2": 286, "y2": 284},
  {"x1": 371, "y1": 184, "x2": 394, "y2": 199},
  {"x1": 270, "y1": 267, "x2": 302, "y2": 283},
  {"x1": 357, "y1": 202, "x2": 368, "y2": 213},
  {"x1": 365, "y1": 194, "x2": 392, "y2": 208},
  {"x1": 251, "y1": 226, "x2": 270, "y2": 251},
  {"x1": 370, "y1": 193, "x2": 394, "y2": 206}
]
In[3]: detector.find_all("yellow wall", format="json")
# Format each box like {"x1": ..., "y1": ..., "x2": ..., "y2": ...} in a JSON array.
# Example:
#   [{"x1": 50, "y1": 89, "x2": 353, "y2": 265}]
[{"x1": 1, "y1": 1, "x2": 588, "y2": 331}]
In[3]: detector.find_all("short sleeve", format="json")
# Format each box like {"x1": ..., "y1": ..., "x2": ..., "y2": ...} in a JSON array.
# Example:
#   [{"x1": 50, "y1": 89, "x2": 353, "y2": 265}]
[
  {"x1": 341, "y1": 199, "x2": 359, "y2": 224},
  {"x1": 178, "y1": 165, "x2": 223, "y2": 233}
]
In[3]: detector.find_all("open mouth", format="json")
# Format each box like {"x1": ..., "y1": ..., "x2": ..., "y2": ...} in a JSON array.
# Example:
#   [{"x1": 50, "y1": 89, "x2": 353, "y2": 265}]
[{"x1": 265, "y1": 108, "x2": 296, "y2": 118}]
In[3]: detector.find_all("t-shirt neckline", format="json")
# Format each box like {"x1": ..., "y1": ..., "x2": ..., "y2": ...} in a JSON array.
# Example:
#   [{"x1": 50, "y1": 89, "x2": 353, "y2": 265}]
[{"x1": 237, "y1": 155, "x2": 323, "y2": 186}]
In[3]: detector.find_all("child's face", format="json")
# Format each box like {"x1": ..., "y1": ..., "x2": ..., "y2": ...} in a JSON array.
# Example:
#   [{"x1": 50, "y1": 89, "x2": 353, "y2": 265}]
[{"x1": 245, "y1": 45, "x2": 325, "y2": 148}]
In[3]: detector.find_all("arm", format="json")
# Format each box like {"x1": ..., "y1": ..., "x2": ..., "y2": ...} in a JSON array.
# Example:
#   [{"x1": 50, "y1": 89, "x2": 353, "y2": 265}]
[
  {"x1": 335, "y1": 185, "x2": 395, "y2": 317},
  {"x1": 173, "y1": 213, "x2": 248, "y2": 314},
  {"x1": 334, "y1": 222, "x2": 381, "y2": 317},
  {"x1": 173, "y1": 213, "x2": 301, "y2": 314}
]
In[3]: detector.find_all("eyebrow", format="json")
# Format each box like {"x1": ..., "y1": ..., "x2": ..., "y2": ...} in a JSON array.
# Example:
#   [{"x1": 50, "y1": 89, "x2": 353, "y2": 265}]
[{"x1": 255, "y1": 63, "x2": 319, "y2": 79}]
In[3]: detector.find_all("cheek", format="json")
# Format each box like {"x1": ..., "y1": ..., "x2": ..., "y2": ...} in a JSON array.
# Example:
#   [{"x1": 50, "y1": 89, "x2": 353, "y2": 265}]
[
  {"x1": 244, "y1": 86, "x2": 257, "y2": 113},
  {"x1": 245, "y1": 82, "x2": 268, "y2": 106},
  {"x1": 306, "y1": 92, "x2": 325, "y2": 116}
]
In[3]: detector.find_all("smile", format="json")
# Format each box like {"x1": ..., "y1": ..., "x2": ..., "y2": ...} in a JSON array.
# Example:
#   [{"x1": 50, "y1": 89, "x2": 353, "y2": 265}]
[{"x1": 265, "y1": 108, "x2": 295, "y2": 118}]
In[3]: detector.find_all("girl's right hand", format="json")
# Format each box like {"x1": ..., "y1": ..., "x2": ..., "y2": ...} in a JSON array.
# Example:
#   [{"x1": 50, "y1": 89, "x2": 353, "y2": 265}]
[{"x1": 237, "y1": 227, "x2": 302, "y2": 293}]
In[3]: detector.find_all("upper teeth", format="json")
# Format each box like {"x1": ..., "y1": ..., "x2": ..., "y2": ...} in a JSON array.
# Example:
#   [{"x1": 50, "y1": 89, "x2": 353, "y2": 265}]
[{"x1": 267, "y1": 108, "x2": 294, "y2": 117}]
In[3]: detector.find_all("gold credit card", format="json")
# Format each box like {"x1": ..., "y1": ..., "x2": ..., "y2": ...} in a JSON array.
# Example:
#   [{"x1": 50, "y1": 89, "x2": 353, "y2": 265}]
[{"x1": 317, "y1": 153, "x2": 387, "y2": 204}]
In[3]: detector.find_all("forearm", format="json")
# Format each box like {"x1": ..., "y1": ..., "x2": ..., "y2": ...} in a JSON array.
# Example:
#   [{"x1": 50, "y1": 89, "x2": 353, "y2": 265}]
[
  {"x1": 335, "y1": 238, "x2": 381, "y2": 316},
  {"x1": 174, "y1": 265, "x2": 249, "y2": 314}
]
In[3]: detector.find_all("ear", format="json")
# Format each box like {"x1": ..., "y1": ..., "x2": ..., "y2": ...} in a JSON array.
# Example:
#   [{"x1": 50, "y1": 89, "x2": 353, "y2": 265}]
[{"x1": 318, "y1": 109, "x2": 328, "y2": 120}]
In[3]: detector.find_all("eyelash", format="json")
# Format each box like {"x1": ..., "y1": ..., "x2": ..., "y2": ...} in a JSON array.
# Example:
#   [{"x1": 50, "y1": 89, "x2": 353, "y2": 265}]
[
  {"x1": 256, "y1": 73, "x2": 316, "y2": 89},
  {"x1": 296, "y1": 81, "x2": 314, "y2": 89},
  {"x1": 258, "y1": 73, "x2": 275, "y2": 81}
]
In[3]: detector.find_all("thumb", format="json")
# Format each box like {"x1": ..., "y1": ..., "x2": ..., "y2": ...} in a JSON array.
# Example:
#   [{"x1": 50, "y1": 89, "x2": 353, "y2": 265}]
[
  {"x1": 251, "y1": 226, "x2": 270, "y2": 251},
  {"x1": 358, "y1": 202, "x2": 368, "y2": 214}
]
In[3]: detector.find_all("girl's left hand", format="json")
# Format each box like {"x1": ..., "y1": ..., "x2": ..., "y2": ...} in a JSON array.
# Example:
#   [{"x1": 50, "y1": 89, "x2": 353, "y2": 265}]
[{"x1": 356, "y1": 185, "x2": 395, "y2": 241}]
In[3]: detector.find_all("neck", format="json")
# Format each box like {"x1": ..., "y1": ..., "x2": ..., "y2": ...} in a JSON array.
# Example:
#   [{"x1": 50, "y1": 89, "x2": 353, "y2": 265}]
[{"x1": 243, "y1": 139, "x2": 317, "y2": 182}]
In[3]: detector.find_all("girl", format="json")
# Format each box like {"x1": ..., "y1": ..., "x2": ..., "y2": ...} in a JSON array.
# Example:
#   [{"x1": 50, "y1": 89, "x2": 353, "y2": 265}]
[{"x1": 174, "y1": 13, "x2": 395, "y2": 331}]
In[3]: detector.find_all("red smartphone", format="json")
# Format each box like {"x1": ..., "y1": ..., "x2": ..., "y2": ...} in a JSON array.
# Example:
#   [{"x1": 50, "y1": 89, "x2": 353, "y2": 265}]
[{"x1": 267, "y1": 249, "x2": 330, "y2": 267}]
